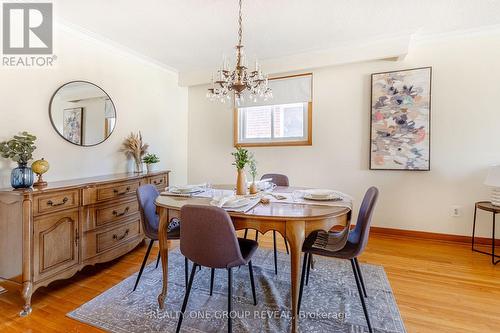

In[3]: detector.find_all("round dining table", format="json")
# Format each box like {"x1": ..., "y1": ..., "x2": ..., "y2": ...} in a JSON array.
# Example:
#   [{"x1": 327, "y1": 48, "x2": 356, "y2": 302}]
[{"x1": 155, "y1": 186, "x2": 351, "y2": 333}]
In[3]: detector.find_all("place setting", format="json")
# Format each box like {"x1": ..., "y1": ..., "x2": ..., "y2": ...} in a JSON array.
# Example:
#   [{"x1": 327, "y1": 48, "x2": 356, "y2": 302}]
[{"x1": 263, "y1": 188, "x2": 353, "y2": 209}]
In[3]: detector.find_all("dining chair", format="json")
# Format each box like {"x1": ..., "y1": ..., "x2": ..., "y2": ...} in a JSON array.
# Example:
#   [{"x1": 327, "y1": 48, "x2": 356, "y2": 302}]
[
  {"x1": 243, "y1": 173, "x2": 290, "y2": 275},
  {"x1": 298, "y1": 187, "x2": 379, "y2": 333},
  {"x1": 134, "y1": 184, "x2": 188, "y2": 292},
  {"x1": 176, "y1": 205, "x2": 258, "y2": 333}
]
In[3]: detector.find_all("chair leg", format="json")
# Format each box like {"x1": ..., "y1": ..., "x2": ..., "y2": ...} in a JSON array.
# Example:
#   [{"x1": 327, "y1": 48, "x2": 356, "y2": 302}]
[
  {"x1": 184, "y1": 257, "x2": 189, "y2": 288},
  {"x1": 210, "y1": 268, "x2": 215, "y2": 296},
  {"x1": 273, "y1": 231, "x2": 278, "y2": 275},
  {"x1": 176, "y1": 263, "x2": 198, "y2": 333},
  {"x1": 350, "y1": 260, "x2": 373, "y2": 333},
  {"x1": 244, "y1": 228, "x2": 248, "y2": 239},
  {"x1": 298, "y1": 253, "x2": 308, "y2": 314},
  {"x1": 354, "y1": 258, "x2": 368, "y2": 298},
  {"x1": 155, "y1": 251, "x2": 161, "y2": 269},
  {"x1": 284, "y1": 237, "x2": 290, "y2": 255},
  {"x1": 305, "y1": 252, "x2": 312, "y2": 286},
  {"x1": 248, "y1": 261, "x2": 257, "y2": 306},
  {"x1": 227, "y1": 267, "x2": 233, "y2": 333},
  {"x1": 133, "y1": 239, "x2": 154, "y2": 291},
  {"x1": 255, "y1": 231, "x2": 259, "y2": 242}
]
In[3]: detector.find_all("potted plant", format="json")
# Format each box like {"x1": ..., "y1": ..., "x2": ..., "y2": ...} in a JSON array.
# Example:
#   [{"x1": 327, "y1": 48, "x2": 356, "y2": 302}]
[
  {"x1": 120, "y1": 131, "x2": 149, "y2": 173},
  {"x1": 0, "y1": 132, "x2": 37, "y2": 189},
  {"x1": 231, "y1": 147, "x2": 251, "y2": 195},
  {"x1": 248, "y1": 155, "x2": 258, "y2": 194},
  {"x1": 143, "y1": 153, "x2": 160, "y2": 173}
]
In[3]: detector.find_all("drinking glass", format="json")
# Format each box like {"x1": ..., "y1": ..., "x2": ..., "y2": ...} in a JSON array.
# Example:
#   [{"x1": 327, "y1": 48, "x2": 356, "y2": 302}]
[{"x1": 292, "y1": 190, "x2": 303, "y2": 202}]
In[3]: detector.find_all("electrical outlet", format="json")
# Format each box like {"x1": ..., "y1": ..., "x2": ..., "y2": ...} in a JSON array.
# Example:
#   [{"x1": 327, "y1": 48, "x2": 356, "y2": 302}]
[{"x1": 450, "y1": 205, "x2": 461, "y2": 217}]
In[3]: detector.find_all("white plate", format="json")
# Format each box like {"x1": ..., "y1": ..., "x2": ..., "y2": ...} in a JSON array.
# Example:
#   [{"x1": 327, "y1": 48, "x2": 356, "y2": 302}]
[
  {"x1": 302, "y1": 189, "x2": 341, "y2": 201},
  {"x1": 210, "y1": 198, "x2": 251, "y2": 209},
  {"x1": 169, "y1": 185, "x2": 202, "y2": 194}
]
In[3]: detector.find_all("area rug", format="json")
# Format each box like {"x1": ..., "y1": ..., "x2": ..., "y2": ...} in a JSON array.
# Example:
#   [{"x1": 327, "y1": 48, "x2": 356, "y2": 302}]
[{"x1": 68, "y1": 248, "x2": 406, "y2": 333}]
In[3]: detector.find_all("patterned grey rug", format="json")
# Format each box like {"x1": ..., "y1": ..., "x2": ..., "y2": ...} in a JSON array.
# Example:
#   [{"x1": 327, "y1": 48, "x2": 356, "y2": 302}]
[{"x1": 68, "y1": 248, "x2": 406, "y2": 333}]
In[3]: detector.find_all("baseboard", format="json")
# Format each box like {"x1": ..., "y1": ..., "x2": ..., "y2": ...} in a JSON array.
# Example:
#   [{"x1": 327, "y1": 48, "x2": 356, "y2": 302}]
[{"x1": 369, "y1": 226, "x2": 500, "y2": 246}]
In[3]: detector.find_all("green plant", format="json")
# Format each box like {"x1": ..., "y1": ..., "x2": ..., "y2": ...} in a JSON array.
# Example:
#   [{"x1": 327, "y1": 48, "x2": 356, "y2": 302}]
[
  {"x1": 0, "y1": 132, "x2": 37, "y2": 165},
  {"x1": 143, "y1": 153, "x2": 160, "y2": 164},
  {"x1": 248, "y1": 155, "x2": 257, "y2": 182},
  {"x1": 231, "y1": 147, "x2": 251, "y2": 170}
]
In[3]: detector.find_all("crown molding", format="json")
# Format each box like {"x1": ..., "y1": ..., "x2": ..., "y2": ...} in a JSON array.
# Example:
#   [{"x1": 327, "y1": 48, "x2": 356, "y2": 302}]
[
  {"x1": 412, "y1": 23, "x2": 500, "y2": 45},
  {"x1": 55, "y1": 19, "x2": 179, "y2": 76}
]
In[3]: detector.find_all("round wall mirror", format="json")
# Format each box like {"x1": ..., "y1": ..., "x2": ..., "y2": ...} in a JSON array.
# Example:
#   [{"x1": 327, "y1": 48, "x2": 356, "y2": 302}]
[{"x1": 49, "y1": 81, "x2": 116, "y2": 146}]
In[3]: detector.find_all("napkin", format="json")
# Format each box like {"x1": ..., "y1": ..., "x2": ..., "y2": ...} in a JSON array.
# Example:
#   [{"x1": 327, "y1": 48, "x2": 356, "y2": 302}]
[{"x1": 212, "y1": 195, "x2": 236, "y2": 208}]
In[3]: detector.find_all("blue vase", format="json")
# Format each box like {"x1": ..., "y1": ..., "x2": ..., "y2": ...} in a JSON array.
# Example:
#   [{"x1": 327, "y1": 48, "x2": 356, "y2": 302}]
[{"x1": 11, "y1": 163, "x2": 34, "y2": 189}]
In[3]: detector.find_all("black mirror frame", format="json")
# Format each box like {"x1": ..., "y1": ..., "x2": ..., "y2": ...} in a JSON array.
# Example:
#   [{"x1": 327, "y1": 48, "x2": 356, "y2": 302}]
[{"x1": 48, "y1": 80, "x2": 117, "y2": 147}]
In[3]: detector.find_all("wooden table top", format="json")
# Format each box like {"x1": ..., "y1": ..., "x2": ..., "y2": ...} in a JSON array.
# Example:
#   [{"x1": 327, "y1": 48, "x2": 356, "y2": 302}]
[
  {"x1": 476, "y1": 201, "x2": 500, "y2": 213},
  {"x1": 155, "y1": 186, "x2": 350, "y2": 221}
]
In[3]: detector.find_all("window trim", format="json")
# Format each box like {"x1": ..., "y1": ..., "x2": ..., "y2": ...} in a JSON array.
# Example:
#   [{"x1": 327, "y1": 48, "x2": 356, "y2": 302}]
[{"x1": 233, "y1": 73, "x2": 313, "y2": 147}]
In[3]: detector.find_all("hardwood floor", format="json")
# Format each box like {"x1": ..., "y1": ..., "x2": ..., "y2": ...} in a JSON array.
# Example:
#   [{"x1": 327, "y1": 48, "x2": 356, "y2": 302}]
[{"x1": 1, "y1": 231, "x2": 499, "y2": 333}]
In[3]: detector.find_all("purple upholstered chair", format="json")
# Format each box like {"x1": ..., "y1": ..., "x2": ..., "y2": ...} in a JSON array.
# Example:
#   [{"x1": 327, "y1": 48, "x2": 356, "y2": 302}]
[
  {"x1": 176, "y1": 205, "x2": 258, "y2": 333},
  {"x1": 134, "y1": 184, "x2": 188, "y2": 291},
  {"x1": 244, "y1": 173, "x2": 290, "y2": 275},
  {"x1": 298, "y1": 187, "x2": 379, "y2": 333}
]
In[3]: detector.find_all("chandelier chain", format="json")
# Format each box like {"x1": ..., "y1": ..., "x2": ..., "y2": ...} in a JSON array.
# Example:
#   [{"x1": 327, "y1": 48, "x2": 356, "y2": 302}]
[{"x1": 238, "y1": 0, "x2": 243, "y2": 47}]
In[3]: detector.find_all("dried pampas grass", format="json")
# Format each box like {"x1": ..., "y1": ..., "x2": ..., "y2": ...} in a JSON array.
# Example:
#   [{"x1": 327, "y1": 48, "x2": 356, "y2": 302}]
[{"x1": 121, "y1": 131, "x2": 149, "y2": 172}]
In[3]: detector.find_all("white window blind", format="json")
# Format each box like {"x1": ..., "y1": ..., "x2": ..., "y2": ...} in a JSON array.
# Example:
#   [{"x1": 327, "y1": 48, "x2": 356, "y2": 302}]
[{"x1": 238, "y1": 74, "x2": 312, "y2": 108}]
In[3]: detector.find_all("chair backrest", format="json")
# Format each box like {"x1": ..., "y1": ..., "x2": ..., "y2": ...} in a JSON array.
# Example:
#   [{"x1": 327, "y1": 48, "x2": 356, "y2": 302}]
[
  {"x1": 348, "y1": 187, "x2": 379, "y2": 257},
  {"x1": 261, "y1": 173, "x2": 289, "y2": 186},
  {"x1": 136, "y1": 184, "x2": 160, "y2": 240},
  {"x1": 180, "y1": 205, "x2": 245, "y2": 269}
]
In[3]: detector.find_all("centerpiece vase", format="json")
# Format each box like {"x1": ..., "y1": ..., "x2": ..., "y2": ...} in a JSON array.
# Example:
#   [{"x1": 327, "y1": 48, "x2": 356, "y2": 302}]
[
  {"x1": 11, "y1": 162, "x2": 34, "y2": 189},
  {"x1": 134, "y1": 158, "x2": 144, "y2": 173},
  {"x1": 249, "y1": 181, "x2": 258, "y2": 194},
  {"x1": 236, "y1": 169, "x2": 247, "y2": 195}
]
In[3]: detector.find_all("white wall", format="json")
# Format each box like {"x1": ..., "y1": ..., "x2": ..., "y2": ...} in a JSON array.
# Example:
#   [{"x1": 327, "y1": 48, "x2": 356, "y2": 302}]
[
  {"x1": 188, "y1": 34, "x2": 500, "y2": 237},
  {"x1": 0, "y1": 26, "x2": 188, "y2": 187}
]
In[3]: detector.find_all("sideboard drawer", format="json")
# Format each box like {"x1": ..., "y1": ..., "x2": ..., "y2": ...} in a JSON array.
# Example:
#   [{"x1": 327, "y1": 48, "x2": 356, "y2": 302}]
[
  {"x1": 148, "y1": 174, "x2": 167, "y2": 190},
  {"x1": 95, "y1": 199, "x2": 139, "y2": 228},
  {"x1": 96, "y1": 180, "x2": 141, "y2": 202},
  {"x1": 84, "y1": 217, "x2": 141, "y2": 259},
  {"x1": 34, "y1": 190, "x2": 80, "y2": 216}
]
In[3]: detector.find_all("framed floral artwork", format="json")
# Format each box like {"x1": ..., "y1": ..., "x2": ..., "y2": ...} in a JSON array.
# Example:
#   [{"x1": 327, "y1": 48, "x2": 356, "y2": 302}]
[
  {"x1": 63, "y1": 107, "x2": 83, "y2": 145},
  {"x1": 370, "y1": 67, "x2": 432, "y2": 171}
]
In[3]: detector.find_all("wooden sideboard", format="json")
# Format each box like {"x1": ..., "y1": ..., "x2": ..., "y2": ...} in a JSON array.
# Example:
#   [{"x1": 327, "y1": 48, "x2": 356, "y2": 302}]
[{"x1": 0, "y1": 171, "x2": 169, "y2": 316}]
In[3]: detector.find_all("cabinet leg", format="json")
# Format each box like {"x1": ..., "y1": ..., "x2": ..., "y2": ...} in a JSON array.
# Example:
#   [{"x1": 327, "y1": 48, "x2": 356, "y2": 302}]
[{"x1": 20, "y1": 282, "x2": 32, "y2": 317}]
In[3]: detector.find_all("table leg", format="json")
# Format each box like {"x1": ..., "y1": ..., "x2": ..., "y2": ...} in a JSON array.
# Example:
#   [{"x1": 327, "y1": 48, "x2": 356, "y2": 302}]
[
  {"x1": 286, "y1": 220, "x2": 305, "y2": 333},
  {"x1": 472, "y1": 205, "x2": 477, "y2": 251},
  {"x1": 492, "y1": 213, "x2": 496, "y2": 265},
  {"x1": 157, "y1": 207, "x2": 169, "y2": 309}
]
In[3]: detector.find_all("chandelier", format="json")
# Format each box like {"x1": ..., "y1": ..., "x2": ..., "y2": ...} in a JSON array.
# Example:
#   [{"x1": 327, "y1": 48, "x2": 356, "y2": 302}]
[{"x1": 206, "y1": 0, "x2": 272, "y2": 104}]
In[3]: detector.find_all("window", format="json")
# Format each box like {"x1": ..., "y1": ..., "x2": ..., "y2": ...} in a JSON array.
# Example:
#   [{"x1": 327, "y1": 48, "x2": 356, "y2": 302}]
[{"x1": 234, "y1": 73, "x2": 312, "y2": 147}]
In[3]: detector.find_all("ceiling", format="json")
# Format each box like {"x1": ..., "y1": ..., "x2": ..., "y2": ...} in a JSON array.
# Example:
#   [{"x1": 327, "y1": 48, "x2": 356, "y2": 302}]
[{"x1": 54, "y1": 0, "x2": 500, "y2": 83}]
